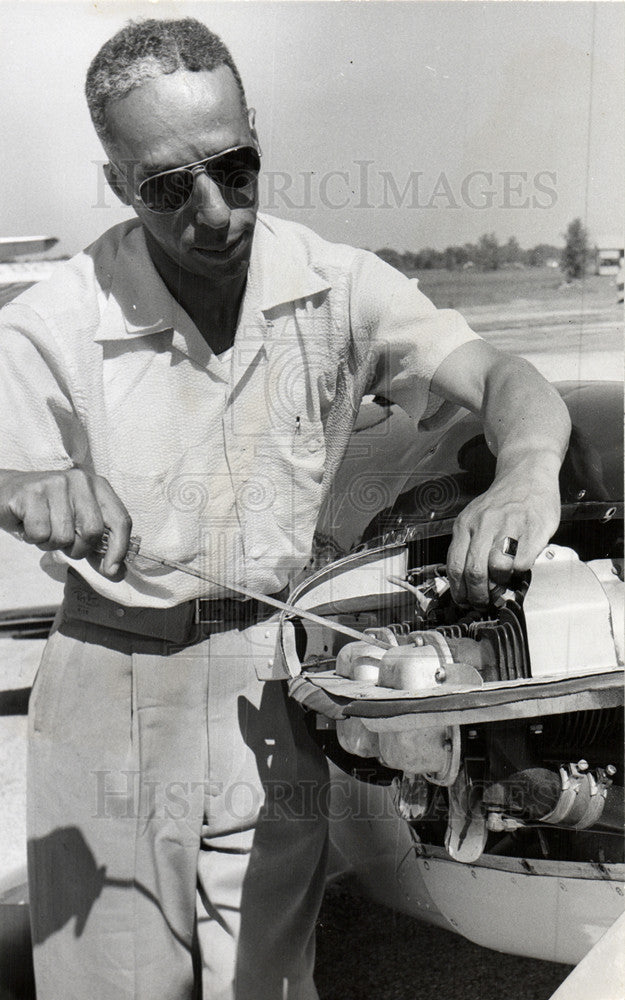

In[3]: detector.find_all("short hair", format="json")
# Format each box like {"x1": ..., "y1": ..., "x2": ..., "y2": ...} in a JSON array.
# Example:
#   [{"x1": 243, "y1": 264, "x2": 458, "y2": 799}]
[{"x1": 85, "y1": 18, "x2": 247, "y2": 152}]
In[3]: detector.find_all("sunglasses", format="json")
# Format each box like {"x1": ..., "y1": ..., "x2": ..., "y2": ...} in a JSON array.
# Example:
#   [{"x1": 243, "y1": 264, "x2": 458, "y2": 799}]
[{"x1": 135, "y1": 145, "x2": 261, "y2": 214}]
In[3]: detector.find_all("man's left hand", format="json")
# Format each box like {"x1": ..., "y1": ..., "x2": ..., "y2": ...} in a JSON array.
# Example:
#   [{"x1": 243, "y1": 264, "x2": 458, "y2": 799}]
[
  {"x1": 429, "y1": 340, "x2": 571, "y2": 608},
  {"x1": 445, "y1": 456, "x2": 561, "y2": 607}
]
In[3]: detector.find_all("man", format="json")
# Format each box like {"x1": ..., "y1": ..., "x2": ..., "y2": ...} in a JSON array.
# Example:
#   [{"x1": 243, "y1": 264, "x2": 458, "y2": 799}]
[{"x1": 0, "y1": 17, "x2": 571, "y2": 1000}]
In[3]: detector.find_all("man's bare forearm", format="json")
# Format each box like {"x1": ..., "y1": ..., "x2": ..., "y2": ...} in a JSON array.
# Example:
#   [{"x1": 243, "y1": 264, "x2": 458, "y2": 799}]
[
  {"x1": 480, "y1": 353, "x2": 571, "y2": 474},
  {"x1": 430, "y1": 340, "x2": 571, "y2": 606}
]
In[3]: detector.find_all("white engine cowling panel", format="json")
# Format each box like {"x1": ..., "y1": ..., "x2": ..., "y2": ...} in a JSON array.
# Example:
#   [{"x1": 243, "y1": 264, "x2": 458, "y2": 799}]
[{"x1": 523, "y1": 546, "x2": 621, "y2": 677}]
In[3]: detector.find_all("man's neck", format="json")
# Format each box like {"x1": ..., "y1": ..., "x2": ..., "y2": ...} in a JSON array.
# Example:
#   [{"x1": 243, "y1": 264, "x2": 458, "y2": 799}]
[{"x1": 145, "y1": 233, "x2": 248, "y2": 354}]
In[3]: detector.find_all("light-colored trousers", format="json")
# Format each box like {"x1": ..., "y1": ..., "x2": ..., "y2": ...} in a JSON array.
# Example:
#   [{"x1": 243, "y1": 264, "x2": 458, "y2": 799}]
[{"x1": 27, "y1": 615, "x2": 329, "y2": 1000}]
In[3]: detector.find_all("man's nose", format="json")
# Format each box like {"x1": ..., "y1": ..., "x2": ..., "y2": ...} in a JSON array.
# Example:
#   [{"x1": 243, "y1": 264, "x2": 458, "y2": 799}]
[{"x1": 191, "y1": 171, "x2": 231, "y2": 230}]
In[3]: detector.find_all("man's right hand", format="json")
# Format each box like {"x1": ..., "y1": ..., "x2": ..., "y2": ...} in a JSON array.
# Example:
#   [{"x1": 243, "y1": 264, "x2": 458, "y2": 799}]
[{"x1": 0, "y1": 469, "x2": 132, "y2": 578}]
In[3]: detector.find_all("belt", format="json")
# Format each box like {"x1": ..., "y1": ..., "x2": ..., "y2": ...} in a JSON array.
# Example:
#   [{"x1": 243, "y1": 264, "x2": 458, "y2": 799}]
[{"x1": 63, "y1": 568, "x2": 287, "y2": 645}]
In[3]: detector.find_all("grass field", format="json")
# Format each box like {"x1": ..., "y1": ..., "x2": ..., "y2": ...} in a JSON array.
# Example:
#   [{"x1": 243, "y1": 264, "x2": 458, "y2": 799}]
[
  {"x1": 405, "y1": 266, "x2": 622, "y2": 384},
  {"x1": 407, "y1": 267, "x2": 618, "y2": 311},
  {"x1": 2, "y1": 265, "x2": 619, "y2": 313}
]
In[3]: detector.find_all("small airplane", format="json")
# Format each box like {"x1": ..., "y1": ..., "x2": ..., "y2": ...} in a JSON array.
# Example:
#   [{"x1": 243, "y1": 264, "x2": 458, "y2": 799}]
[
  {"x1": 274, "y1": 381, "x2": 624, "y2": 980},
  {"x1": 0, "y1": 236, "x2": 64, "y2": 309}
]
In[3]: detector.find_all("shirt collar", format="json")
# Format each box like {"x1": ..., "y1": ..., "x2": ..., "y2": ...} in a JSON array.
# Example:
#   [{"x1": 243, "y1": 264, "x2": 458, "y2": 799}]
[
  {"x1": 96, "y1": 223, "x2": 177, "y2": 343},
  {"x1": 96, "y1": 215, "x2": 331, "y2": 346},
  {"x1": 250, "y1": 214, "x2": 331, "y2": 312}
]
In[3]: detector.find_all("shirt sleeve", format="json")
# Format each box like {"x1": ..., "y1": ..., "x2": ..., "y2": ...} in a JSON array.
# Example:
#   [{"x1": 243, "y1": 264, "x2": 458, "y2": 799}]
[
  {"x1": 349, "y1": 251, "x2": 482, "y2": 426},
  {"x1": 0, "y1": 301, "x2": 84, "y2": 471}
]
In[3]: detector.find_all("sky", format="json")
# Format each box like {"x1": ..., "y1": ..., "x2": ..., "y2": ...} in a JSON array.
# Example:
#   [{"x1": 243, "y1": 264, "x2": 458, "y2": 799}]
[{"x1": 0, "y1": 1, "x2": 623, "y2": 257}]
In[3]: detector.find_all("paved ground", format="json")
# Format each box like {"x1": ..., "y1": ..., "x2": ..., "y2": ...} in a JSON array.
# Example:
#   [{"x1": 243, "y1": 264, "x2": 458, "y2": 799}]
[
  {"x1": 0, "y1": 877, "x2": 575, "y2": 1000},
  {"x1": 315, "y1": 878, "x2": 572, "y2": 1000}
]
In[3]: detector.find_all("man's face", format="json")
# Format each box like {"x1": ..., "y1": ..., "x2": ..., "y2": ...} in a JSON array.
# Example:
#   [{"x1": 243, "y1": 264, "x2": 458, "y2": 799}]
[{"x1": 105, "y1": 66, "x2": 259, "y2": 283}]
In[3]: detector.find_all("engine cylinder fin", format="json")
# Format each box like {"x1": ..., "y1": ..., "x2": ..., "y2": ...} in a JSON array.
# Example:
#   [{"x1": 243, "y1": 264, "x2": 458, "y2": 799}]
[
  {"x1": 546, "y1": 708, "x2": 622, "y2": 749},
  {"x1": 435, "y1": 600, "x2": 529, "y2": 681},
  {"x1": 437, "y1": 623, "x2": 468, "y2": 640}
]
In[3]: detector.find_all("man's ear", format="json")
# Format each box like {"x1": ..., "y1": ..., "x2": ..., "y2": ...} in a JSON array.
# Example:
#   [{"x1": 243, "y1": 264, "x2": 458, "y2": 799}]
[
  {"x1": 103, "y1": 162, "x2": 132, "y2": 207},
  {"x1": 248, "y1": 107, "x2": 261, "y2": 154}
]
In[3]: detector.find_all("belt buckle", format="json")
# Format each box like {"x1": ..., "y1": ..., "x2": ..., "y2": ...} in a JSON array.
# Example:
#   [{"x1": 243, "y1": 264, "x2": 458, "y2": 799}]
[
  {"x1": 193, "y1": 598, "x2": 259, "y2": 637},
  {"x1": 194, "y1": 599, "x2": 225, "y2": 629}
]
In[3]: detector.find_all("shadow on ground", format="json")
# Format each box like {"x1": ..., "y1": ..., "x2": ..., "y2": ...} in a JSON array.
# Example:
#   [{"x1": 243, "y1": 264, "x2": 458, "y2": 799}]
[{"x1": 0, "y1": 878, "x2": 573, "y2": 999}]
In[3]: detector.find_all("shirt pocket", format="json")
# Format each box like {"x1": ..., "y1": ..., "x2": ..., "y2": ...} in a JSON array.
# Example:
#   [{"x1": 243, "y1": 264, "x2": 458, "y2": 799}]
[
  {"x1": 290, "y1": 413, "x2": 326, "y2": 480},
  {"x1": 270, "y1": 412, "x2": 326, "y2": 538}
]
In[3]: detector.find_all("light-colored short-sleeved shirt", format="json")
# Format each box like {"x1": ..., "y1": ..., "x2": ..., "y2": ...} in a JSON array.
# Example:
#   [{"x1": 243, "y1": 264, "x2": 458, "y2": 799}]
[{"x1": 0, "y1": 213, "x2": 481, "y2": 607}]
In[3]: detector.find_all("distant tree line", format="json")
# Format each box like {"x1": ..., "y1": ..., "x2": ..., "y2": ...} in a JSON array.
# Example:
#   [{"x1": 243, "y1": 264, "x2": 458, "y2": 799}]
[
  {"x1": 561, "y1": 218, "x2": 589, "y2": 280},
  {"x1": 375, "y1": 234, "x2": 562, "y2": 272}
]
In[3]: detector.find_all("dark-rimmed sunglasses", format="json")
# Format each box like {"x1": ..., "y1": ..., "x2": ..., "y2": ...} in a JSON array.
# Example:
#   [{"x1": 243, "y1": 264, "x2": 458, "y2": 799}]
[{"x1": 136, "y1": 145, "x2": 261, "y2": 214}]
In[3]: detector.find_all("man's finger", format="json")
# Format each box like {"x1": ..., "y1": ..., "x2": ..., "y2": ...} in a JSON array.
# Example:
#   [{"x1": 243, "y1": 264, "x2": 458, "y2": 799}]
[
  {"x1": 452, "y1": 516, "x2": 524, "y2": 607},
  {"x1": 43, "y1": 476, "x2": 77, "y2": 551},
  {"x1": 20, "y1": 495, "x2": 53, "y2": 547},
  {"x1": 488, "y1": 515, "x2": 553, "y2": 583},
  {"x1": 473, "y1": 519, "x2": 527, "y2": 598},
  {"x1": 91, "y1": 476, "x2": 132, "y2": 576},
  {"x1": 488, "y1": 535, "x2": 520, "y2": 586},
  {"x1": 450, "y1": 509, "x2": 505, "y2": 607},
  {"x1": 446, "y1": 522, "x2": 471, "y2": 606},
  {"x1": 67, "y1": 473, "x2": 106, "y2": 560},
  {"x1": 462, "y1": 546, "x2": 492, "y2": 608}
]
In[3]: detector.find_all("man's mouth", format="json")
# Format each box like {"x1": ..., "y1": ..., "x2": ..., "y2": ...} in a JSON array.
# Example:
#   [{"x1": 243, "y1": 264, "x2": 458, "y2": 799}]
[{"x1": 192, "y1": 232, "x2": 249, "y2": 262}]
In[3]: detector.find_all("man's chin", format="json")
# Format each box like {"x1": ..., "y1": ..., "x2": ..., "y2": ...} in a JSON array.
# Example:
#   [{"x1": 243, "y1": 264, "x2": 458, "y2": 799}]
[
  {"x1": 144, "y1": 227, "x2": 253, "y2": 284},
  {"x1": 191, "y1": 246, "x2": 246, "y2": 268},
  {"x1": 184, "y1": 232, "x2": 253, "y2": 279},
  {"x1": 186, "y1": 252, "x2": 250, "y2": 282}
]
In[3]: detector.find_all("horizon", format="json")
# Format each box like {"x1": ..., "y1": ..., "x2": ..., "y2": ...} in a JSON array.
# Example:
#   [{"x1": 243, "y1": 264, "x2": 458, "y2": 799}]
[{"x1": 8, "y1": 229, "x2": 595, "y2": 265}]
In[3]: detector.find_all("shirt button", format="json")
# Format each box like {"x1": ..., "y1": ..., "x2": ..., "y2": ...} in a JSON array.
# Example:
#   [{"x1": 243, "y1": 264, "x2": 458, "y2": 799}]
[
  {"x1": 307, "y1": 436, "x2": 323, "y2": 453},
  {"x1": 115, "y1": 607, "x2": 125, "y2": 618},
  {"x1": 249, "y1": 545, "x2": 263, "y2": 559}
]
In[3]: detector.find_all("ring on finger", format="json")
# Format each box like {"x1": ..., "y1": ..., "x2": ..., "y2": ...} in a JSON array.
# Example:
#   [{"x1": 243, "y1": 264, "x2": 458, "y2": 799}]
[{"x1": 501, "y1": 536, "x2": 519, "y2": 557}]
